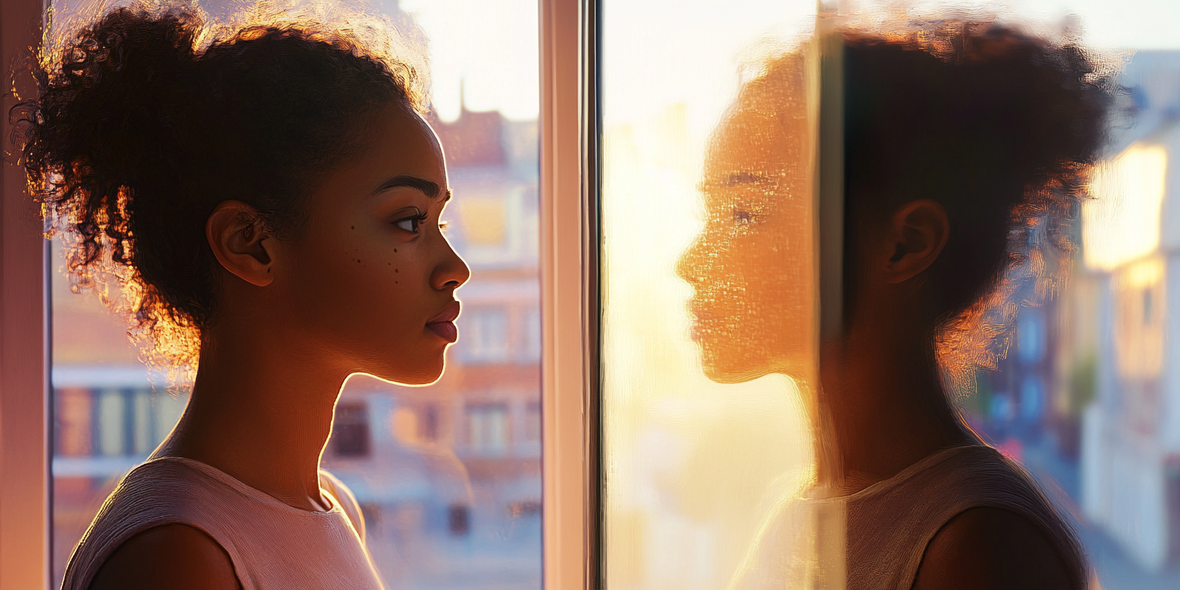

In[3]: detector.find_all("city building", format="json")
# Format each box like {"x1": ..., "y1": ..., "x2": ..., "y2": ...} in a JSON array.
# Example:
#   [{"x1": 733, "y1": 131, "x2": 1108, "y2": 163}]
[{"x1": 1074, "y1": 50, "x2": 1180, "y2": 572}]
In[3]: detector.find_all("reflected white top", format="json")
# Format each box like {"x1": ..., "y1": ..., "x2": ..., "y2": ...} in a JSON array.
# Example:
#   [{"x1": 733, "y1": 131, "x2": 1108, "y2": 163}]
[
  {"x1": 728, "y1": 444, "x2": 1084, "y2": 590},
  {"x1": 60, "y1": 457, "x2": 384, "y2": 590}
]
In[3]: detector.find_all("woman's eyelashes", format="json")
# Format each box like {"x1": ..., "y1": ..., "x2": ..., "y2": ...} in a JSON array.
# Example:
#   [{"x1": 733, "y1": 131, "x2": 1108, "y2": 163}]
[{"x1": 393, "y1": 209, "x2": 430, "y2": 233}]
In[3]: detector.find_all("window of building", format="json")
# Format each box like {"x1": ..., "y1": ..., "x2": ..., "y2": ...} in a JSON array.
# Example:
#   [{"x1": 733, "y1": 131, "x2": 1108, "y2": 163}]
[
  {"x1": 466, "y1": 403, "x2": 510, "y2": 455},
  {"x1": 56, "y1": 388, "x2": 93, "y2": 457},
  {"x1": 461, "y1": 307, "x2": 512, "y2": 363},
  {"x1": 330, "y1": 402, "x2": 372, "y2": 459},
  {"x1": 95, "y1": 390, "x2": 126, "y2": 457},
  {"x1": 448, "y1": 503, "x2": 470, "y2": 536}
]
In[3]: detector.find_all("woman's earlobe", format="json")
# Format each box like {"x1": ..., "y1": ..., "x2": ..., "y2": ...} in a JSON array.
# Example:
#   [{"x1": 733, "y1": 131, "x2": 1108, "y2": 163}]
[
  {"x1": 882, "y1": 199, "x2": 949, "y2": 284},
  {"x1": 206, "y1": 201, "x2": 276, "y2": 287}
]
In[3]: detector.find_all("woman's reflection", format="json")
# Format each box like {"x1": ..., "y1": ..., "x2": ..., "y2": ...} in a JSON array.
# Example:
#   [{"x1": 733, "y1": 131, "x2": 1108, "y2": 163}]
[
  {"x1": 679, "y1": 22, "x2": 1111, "y2": 590},
  {"x1": 678, "y1": 52, "x2": 817, "y2": 384}
]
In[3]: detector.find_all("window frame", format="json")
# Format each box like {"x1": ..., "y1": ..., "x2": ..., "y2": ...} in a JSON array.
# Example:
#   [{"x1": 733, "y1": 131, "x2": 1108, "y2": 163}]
[
  {"x1": 0, "y1": 0, "x2": 600, "y2": 588},
  {"x1": 539, "y1": 1, "x2": 600, "y2": 589},
  {"x1": 1, "y1": 0, "x2": 51, "y2": 588}
]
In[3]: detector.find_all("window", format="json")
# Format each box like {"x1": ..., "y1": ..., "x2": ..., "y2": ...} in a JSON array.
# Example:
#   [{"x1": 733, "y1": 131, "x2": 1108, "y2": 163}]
[
  {"x1": 465, "y1": 403, "x2": 510, "y2": 455},
  {"x1": 330, "y1": 402, "x2": 371, "y2": 459},
  {"x1": 6, "y1": 2, "x2": 1179, "y2": 590},
  {"x1": 462, "y1": 307, "x2": 512, "y2": 363},
  {"x1": 598, "y1": 2, "x2": 1180, "y2": 589},
  {"x1": 21, "y1": 0, "x2": 552, "y2": 589}
]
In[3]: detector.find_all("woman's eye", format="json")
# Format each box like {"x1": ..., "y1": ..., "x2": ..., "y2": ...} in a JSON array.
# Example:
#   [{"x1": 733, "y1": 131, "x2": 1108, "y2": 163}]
[
  {"x1": 439, "y1": 219, "x2": 450, "y2": 233},
  {"x1": 394, "y1": 212, "x2": 428, "y2": 233}
]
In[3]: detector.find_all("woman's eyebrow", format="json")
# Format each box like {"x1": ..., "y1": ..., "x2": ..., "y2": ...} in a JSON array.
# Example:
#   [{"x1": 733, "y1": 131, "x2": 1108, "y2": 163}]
[{"x1": 371, "y1": 175, "x2": 449, "y2": 200}]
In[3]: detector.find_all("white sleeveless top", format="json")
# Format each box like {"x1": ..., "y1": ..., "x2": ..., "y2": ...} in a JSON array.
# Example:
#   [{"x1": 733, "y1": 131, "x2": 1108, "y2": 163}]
[
  {"x1": 60, "y1": 457, "x2": 385, "y2": 590},
  {"x1": 728, "y1": 444, "x2": 1085, "y2": 590}
]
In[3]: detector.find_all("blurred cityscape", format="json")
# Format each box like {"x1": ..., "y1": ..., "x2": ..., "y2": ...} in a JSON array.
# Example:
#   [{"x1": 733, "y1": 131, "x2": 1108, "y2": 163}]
[{"x1": 961, "y1": 50, "x2": 1180, "y2": 590}]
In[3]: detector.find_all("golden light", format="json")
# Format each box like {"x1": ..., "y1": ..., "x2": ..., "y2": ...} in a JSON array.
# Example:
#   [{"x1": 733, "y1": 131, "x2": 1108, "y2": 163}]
[{"x1": 1083, "y1": 145, "x2": 1168, "y2": 271}]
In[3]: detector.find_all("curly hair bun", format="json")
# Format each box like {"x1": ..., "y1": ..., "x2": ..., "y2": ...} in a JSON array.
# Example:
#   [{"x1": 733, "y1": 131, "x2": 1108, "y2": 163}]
[{"x1": 15, "y1": 4, "x2": 417, "y2": 373}]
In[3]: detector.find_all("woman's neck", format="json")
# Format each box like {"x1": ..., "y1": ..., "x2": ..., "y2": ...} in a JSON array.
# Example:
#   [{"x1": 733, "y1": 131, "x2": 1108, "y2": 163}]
[
  {"x1": 816, "y1": 325, "x2": 973, "y2": 495},
  {"x1": 154, "y1": 327, "x2": 348, "y2": 512}
]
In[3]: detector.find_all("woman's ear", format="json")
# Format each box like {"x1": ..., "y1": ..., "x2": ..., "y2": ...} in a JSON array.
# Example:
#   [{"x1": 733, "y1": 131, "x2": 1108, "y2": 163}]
[
  {"x1": 882, "y1": 199, "x2": 949, "y2": 284},
  {"x1": 205, "y1": 201, "x2": 276, "y2": 287}
]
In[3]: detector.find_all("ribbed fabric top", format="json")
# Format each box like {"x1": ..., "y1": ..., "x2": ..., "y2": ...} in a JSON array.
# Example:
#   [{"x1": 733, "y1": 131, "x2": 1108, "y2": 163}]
[
  {"x1": 60, "y1": 457, "x2": 385, "y2": 590},
  {"x1": 729, "y1": 444, "x2": 1085, "y2": 590}
]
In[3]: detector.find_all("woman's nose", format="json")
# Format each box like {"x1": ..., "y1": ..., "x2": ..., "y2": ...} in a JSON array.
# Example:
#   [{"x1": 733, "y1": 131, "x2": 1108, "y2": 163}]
[
  {"x1": 676, "y1": 242, "x2": 705, "y2": 286},
  {"x1": 433, "y1": 240, "x2": 471, "y2": 291}
]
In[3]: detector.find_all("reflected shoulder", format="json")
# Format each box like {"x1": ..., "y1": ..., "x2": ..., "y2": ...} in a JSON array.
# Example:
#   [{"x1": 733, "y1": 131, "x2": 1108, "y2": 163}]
[{"x1": 912, "y1": 507, "x2": 1077, "y2": 590}]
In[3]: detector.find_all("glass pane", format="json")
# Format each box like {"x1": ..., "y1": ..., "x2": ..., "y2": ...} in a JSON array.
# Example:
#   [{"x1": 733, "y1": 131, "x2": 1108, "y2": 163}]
[
  {"x1": 601, "y1": 3, "x2": 822, "y2": 589},
  {"x1": 46, "y1": 1, "x2": 540, "y2": 589},
  {"x1": 602, "y1": 2, "x2": 1180, "y2": 589}
]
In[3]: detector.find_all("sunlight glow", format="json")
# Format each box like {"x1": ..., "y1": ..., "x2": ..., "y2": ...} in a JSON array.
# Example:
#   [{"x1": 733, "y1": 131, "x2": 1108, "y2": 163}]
[{"x1": 1083, "y1": 145, "x2": 1168, "y2": 271}]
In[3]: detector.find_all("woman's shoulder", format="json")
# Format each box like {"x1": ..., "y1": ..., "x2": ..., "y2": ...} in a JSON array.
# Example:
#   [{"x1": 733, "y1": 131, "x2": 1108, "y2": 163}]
[
  {"x1": 845, "y1": 444, "x2": 1087, "y2": 589},
  {"x1": 61, "y1": 458, "x2": 246, "y2": 590},
  {"x1": 86, "y1": 524, "x2": 241, "y2": 590},
  {"x1": 913, "y1": 505, "x2": 1079, "y2": 590}
]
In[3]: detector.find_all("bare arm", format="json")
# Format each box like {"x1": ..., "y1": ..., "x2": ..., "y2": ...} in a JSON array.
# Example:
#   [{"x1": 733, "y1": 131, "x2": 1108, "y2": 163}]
[
  {"x1": 88, "y1": 524, "x2": 241, "y2": 590},
  {"x1": 913, "y1": 507, "x2": 1078, "y2": 590}
]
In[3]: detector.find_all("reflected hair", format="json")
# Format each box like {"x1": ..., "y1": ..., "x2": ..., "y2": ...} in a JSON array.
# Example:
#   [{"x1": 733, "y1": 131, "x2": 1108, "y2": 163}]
[
  {"x1": 11, "y1": 3, "x2": 426, "y2": 376},
  {"x1": 839, "y1": 21, "x2": 1114, "y2": 377}
]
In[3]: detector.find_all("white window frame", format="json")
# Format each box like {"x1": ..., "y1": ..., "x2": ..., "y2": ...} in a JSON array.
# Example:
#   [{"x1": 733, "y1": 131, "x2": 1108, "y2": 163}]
[{"x1": 0, "y1": 0, "x2": 598, "y2": 588}]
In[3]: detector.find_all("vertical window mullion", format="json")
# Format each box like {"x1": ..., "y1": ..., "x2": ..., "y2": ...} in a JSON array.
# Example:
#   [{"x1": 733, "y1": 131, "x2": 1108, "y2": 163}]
[{"x1": 539, "y1": 0, "x2": 598, "y2": 588}]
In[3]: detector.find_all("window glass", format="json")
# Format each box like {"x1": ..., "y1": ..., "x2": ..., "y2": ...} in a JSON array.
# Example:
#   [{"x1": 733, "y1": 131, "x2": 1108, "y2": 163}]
[
  {"x1": 603, "y1": 1, "x2": 1180, "y2": 589},
  {"x1": 46, "y1": 1, "x2": 540, "y2": 589},
  {"x1": 601, "y1": 2, "x2": 821, "y2": 588}
]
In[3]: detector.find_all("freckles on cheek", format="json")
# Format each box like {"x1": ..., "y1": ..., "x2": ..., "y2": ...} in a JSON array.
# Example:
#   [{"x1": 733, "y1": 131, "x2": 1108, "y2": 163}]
[{"x1": 387, "y1": 248, "x2": 400, "y2": 285}]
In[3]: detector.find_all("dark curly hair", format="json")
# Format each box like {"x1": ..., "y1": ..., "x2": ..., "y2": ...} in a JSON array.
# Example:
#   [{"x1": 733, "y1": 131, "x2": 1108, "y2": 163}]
[
  {"x1": 835, "y1": 23, "x2": 1112, "y2": 587},
  {"x1": 838, "y1": 22, "x2": 1114, "y2": 377},
  {"x1": 11, "y1": 3, "x2": 424, "y2": 370}
]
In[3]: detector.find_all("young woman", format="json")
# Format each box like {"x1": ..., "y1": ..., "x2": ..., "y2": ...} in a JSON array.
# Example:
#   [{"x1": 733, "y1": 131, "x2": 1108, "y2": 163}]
[
  {"x1": 678, "y1": 21, "x2": 1111, "y2": 590},
  {"x1": 16, "y1": 4, "x2": 467, "y2": 589}
]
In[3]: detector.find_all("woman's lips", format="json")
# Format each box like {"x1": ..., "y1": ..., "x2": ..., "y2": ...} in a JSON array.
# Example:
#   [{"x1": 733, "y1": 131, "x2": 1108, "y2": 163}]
[
  {"x1": 427, "y1": 321, "x2": 458, "y2": 343},
  {"x1": 427, "y1": 301, "x2": 461, "y2": 343},
  {"x1": 687, "y1": 300, "x2": 712, "y2": 342}
]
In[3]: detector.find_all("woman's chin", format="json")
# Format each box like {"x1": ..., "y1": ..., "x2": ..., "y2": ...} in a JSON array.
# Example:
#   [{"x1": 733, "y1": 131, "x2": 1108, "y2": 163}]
[
  {"x1": 698, "y1": 348, "x2": 773, "y2": 384},
  {"x1": 701, "y1": 364, "x2": 773, "y2": 384},
  {"x1": 363, "y1": 357, "x2": 445, "y2": 386}
]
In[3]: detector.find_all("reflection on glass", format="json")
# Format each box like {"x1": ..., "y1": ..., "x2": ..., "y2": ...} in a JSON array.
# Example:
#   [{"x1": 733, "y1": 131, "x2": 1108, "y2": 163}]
[
  {"x1": 601, "y1": 3, "x2": 818, "y2": 589},
  {"x1": 47, "y1": 1, "x2": 540, "y2": 589},
  {"x1": 603, "y1": 3, "x2": 1180, "y2": 589},
  {"x1": 676, "y1": 51, "x2": 817, "y2": 386}
]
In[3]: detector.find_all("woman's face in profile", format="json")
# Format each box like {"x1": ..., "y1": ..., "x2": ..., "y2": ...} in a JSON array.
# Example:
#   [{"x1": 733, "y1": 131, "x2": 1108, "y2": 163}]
[
  {"x1": 274, "y1": 104, "x2": 470, "y2": 385},
  {"x1": 676, "y1": 55, "x2": 816, "y2": 383}
]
